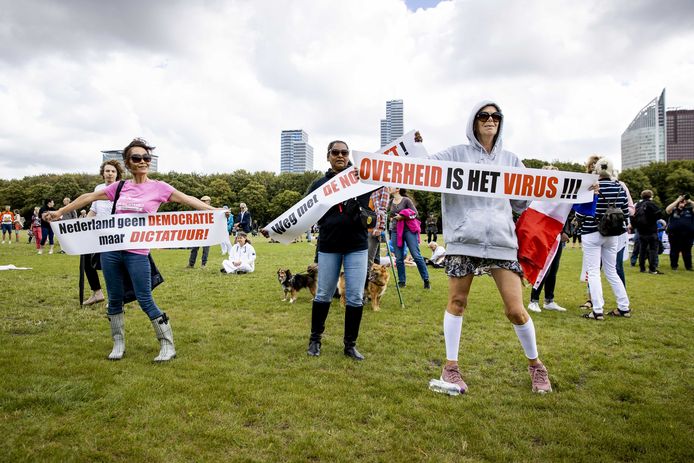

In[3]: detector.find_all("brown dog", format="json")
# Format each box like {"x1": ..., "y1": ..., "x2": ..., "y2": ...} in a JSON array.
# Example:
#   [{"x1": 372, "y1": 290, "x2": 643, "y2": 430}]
[
  {"x1": 277, "y1": 263, "x2": 318, "y2": 303},
  {"x1": 338, "y1": 263, "x2": 390, "y2": 311}
]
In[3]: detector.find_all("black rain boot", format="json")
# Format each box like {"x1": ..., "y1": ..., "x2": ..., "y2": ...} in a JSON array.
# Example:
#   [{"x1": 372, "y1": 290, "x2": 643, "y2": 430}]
[
  {"x1": 308, "y1": 301, "x2": 331, "y2": 356},
  {"x1": 344, "y1": 305, "x2": 365, "y2": 360}
]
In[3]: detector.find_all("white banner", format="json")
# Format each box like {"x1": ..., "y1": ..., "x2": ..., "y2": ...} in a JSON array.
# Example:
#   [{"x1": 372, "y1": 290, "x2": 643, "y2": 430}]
[
  {"x1": 265, "y1": 130, "x2": 426, "y2": 243},
  {"x1": 352, "y1": 152, "x2": 596, "y2": 203},
  {"x1": 51, "y1": 210, "x2": 230, "y2": 255}
]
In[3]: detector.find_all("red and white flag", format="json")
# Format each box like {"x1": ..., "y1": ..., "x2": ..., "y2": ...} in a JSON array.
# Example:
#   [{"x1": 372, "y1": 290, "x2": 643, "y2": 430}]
[{"x1": 516, "y1": 201, "x2": 572, "y2": 288}]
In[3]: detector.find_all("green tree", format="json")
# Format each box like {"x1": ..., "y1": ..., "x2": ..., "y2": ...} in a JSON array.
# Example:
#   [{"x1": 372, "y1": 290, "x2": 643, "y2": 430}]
[
  {"x1": 619, "y1": 169, "x2": 652, "y2": 200},
  {"x1": 268, "y1": 190, "x2": 303, "y2": 219},
  {"x1": 238, "y1": 181, "x2": 269, "y2": 226},
  {"x1": 664, "y1": 168, "x2": 694, "y2": 201}
]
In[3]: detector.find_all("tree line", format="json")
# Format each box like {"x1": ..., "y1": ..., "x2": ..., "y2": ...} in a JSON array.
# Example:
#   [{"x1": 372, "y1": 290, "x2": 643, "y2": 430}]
[{"x1": 1, "y1": 159, "x2": 693, "y2": 227}]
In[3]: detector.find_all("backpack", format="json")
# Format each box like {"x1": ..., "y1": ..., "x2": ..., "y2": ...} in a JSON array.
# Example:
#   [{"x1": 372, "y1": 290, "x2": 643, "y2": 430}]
[
  {"x1": 633, "y1": 201, "x2": 649, "y2": 230},
  {"x1": 597, "y1": 191, "x2": 625, "y2": 236}
]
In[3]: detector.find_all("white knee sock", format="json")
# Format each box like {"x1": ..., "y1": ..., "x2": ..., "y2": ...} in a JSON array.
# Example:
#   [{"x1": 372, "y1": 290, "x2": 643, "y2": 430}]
[
  {"x1": 443, "y1": 311, "x2": 463, "y2": 361},
  {"x1": 513, "y1": 318, "x2": 539, "y2": 360}
]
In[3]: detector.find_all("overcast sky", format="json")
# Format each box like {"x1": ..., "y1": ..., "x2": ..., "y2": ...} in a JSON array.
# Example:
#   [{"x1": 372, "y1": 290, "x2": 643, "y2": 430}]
[{"x1": 1, "y1": 0, "x2": 693, "y2": 180}]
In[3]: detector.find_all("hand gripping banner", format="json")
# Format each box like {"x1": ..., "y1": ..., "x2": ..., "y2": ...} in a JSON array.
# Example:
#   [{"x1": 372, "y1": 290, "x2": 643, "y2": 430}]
[
  {"x1": 265, "y1": 130, "x2": 426, "y2": 243},
  {"x1": 51, "y1": 210, "x2": 230, "y2": 255}
]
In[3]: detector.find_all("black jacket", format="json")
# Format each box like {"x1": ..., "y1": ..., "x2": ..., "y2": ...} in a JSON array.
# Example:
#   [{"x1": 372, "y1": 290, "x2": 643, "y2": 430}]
[
  {"x1": 635, "y1": 199, "x2": 662, "y2": 235},
  {"x1": 308, "y1": 168, "x2": 370, "y2": 254},
  {"x1": 668, "y1": 205, "x2": 694, "y2": 235}
]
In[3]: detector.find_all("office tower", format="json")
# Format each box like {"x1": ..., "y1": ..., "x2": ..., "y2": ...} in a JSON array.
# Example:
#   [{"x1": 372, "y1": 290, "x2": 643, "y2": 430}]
[
  {"x1": 666, "y1": 109, "x2": 694, "y2": 162},
  {"x1": 621, "y1": 89, "x2": 667, "y2": 169},
  {"x1": 280, "y1": 130, "x2": 314, "y2": 173},
  {"x1": 101, "y1": 150, "x2": 159, "y2": 173},
  {"x1": 380, "y1": 99, "x2": 404, "y2": 147}
]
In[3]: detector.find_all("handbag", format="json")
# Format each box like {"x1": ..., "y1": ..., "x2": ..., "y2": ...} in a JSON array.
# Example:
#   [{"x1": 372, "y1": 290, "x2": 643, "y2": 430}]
[{"x1": 359, "y1": 206, "x2": 377, "y2": 229}]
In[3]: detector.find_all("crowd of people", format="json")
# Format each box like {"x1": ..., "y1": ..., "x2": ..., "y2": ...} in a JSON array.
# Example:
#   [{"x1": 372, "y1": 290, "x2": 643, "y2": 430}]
[{"x1": 3, "y1": 100, "x2": 693, "y2": 398}]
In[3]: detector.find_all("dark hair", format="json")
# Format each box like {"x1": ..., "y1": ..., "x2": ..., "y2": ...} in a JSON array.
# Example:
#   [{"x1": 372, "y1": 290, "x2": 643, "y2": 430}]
[
  {"x1": 122, "y1": 138, "x2": 155, "y2": 166},
  {"x1": 399, "y1": 188, "x2": 409, "y2": 197},
  {"x1": 236, "y1": 231, "x2": 250, "y2": 244},
  {"x1": 641, "y1": 190, "x2": 653, "y2": 200},
  {"x1": 44, "y1": 199, "x2": 53, "y2": 207},
  {"x1": 100, "y1": 159, "x2": 124, "y2": 180},
  {"x1": 327, "y1": 140, "x2": 349, "y2": 152}
]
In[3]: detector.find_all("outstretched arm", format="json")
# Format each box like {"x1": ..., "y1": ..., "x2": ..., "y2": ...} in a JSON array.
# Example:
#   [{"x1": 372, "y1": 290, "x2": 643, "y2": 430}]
[
  {"x1": 169, "y1": 190, "x2": 216, "y2": 210},
  {"x1": 45, "y1": 190, "x2": 109, "y2": 221}
]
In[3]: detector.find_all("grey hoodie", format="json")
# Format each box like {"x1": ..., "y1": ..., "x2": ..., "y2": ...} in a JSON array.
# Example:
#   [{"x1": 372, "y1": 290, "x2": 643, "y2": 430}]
[{"x1": 427, "y1": 100, "x2": 528, "y2": 260}]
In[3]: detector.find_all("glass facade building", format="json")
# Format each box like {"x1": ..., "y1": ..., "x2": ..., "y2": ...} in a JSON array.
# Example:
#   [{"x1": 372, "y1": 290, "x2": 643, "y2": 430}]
[
  {"x1": 621, "y1": 89, "x2": 666, "y2": 170},
  {"x1": 380, "y1": 99, "x2": 404, "y2": 147},
  {"x1": 280, "y1": 130, "x2": 314, "y2": 173},
  {"x1": 666, "y1": 109, "x2": 694, "y2": 162}
]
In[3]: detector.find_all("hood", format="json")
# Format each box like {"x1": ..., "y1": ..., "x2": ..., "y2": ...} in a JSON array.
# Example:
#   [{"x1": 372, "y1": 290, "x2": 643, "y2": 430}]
[{"x1": 466, "y1": 99, "x2": 504, "y2": 155}]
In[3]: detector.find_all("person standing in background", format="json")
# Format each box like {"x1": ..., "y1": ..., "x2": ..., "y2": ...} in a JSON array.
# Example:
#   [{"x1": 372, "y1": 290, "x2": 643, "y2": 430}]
[
  {"x1": 188, "y1": 195, "x2": 212, "y2": 269},
  {"x1": 1, "y1": 206, "x2": 13, "y2": 244},
  {"x1": 12, "y1": 209, "x2": 24, "y2": 243},
  {"x1": 235, "y1": 202, "x2": 252, "y2": 234},
  {"x1": 38, "y1": 199, "x2": 56, "y2": 254}
]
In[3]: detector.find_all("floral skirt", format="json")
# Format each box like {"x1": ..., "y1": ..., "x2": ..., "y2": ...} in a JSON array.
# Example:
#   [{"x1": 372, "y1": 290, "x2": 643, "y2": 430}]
[{"x1": 444, "y1": 255, "x2": 524, "y2": 278}]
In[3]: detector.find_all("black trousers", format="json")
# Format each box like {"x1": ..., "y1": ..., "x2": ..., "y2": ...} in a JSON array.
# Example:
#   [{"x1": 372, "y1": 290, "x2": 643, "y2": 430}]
[
  {"x1": 669, "y1": 232, "x2": 693, "y2": 270},
  {"x1": 531, "y1": 243, "x2": 563, "y2": 302},
  {"x1": 639, "y1": 233, "x2": 659, "y2": 272},
  {"x1": 82, "y1": 254, "x2": 102, "y2": 291}
]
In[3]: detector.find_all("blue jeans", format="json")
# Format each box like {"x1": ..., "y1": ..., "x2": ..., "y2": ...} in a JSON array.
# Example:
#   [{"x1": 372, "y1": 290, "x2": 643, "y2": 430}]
[
  {"x1": 40, "y1": 225, "x2": 54, "y2": 245},
  {"x1": 100, "y1": 251, "x2": 163, "y2": 319},
  {"x1": 315, "y1": 250, "x2": 368, "y2": 307},
  {"x1": 391, "y1": 230, "x2": 429, "y2": 284}
]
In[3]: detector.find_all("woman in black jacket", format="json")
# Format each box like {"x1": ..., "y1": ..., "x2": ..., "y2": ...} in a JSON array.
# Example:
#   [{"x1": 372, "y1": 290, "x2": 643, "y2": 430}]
[{"x1": 306, "y1": 140, "x2": 371, "y2": 360}]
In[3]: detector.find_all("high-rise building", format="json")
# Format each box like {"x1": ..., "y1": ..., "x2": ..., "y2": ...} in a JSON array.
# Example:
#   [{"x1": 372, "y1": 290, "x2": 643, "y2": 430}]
[
  {"x1": 101, "y1": 150, "x2": 159, "y2": 173},
  {"x1": 280, "y1": 130, "x2": 314, "y2": 173},
  {"x1": 621, "y1": 89, "x2": 667, "y2": 170},
  {"x1": 666, "y1": 109, "x2": 694, "y2": 162},
  {"x1": 380, "y1": 99, "x2": 404, "y2": 147}
]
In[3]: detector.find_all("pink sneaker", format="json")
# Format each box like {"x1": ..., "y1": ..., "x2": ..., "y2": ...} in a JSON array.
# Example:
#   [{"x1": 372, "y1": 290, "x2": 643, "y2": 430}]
[
  {"x1": 528, "y1": 363, "x2": 552, "y2": 394},
  {"x1": 440, "y1": 364, "x2": 468, "y2": 394}
]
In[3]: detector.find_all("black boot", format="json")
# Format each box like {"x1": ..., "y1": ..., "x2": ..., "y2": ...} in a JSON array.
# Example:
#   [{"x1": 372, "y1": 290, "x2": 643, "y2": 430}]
[
  {"x1": 308, "y1": 301, "x2": 331, "y2": 356},
  {"x1": 344, "y1": 305, "x2": 365, "y2": 360}
]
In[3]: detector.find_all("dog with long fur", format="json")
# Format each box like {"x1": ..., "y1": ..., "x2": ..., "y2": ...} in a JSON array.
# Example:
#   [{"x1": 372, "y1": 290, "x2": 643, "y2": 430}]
[
  {"x1": 277, "y1": 264, "x2": 318, "y2": 303},
  {"x1": 338, "y1": 263, "x2": 390, "y2": 311}
]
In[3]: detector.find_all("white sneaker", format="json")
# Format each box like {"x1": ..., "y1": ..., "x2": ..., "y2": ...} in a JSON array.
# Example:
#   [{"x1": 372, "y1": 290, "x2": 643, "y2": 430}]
[
  {"x1": 37, "y1": 250, "x2": 42, "y2": 255},
  {"x1": 527, "y1": 301, "x2": 541, "y2": 313},
  {"x1": 544, "y1": 301, "x2": 567, "y2": 312}
]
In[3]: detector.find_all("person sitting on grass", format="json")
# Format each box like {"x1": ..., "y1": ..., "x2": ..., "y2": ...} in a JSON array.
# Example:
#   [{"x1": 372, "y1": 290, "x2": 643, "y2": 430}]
[
  {"x1": 221, "y1": 232, "x2": 256, "y2": 274},
  {"x1": 425, "y1": 241, "x2": 446, "y2": 268}
]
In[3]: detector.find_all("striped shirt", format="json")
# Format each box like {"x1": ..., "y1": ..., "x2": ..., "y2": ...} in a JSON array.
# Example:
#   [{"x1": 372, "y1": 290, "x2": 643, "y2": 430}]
[
  {"x1": 577, "y1": 179, "x2": 629, "y2": 236},
  {"x1": 369, "y1": 187, "x2": 391, "y2": 232}
]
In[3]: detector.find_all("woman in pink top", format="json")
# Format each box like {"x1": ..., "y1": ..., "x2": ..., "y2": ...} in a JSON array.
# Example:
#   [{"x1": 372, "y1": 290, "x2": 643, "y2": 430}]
[{"x1": 46, "y1": 138, "x2": 215, "y2": 362}]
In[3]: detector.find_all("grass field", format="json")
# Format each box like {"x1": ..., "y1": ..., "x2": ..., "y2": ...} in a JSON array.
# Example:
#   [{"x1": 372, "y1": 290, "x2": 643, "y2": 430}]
[{"x1": 1, "y1": 237, "x2": 693, "y2": 462}]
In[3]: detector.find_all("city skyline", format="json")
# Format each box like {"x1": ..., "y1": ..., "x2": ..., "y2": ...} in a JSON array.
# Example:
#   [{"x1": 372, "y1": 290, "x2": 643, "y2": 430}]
[{"x1": 1, "y1": 0, "x2": 693, "y2": 179}]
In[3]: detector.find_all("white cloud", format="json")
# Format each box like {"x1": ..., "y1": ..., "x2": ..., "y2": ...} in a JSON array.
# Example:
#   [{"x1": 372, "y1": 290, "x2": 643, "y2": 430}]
[{"x1": 1, "y1": 0, "x2": 693, "y2": 179}]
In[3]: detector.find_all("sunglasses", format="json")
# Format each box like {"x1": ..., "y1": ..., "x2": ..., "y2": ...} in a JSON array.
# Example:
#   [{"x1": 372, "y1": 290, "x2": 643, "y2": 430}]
[
  {"x1": 476, "y1": 111, "x2": 503, "y2": 123},
  {"x1": 329, "y1": 149, "x2": 350, "y2": 157},
  {"x1": 130, "y1": 154, "x2": 152, "y2": 163}
]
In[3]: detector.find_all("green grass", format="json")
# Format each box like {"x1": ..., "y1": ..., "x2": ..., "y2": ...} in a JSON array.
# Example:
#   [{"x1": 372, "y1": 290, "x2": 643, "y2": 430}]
[{"x1": 1, "y1": 238, "x2": 692, "y2": 462}]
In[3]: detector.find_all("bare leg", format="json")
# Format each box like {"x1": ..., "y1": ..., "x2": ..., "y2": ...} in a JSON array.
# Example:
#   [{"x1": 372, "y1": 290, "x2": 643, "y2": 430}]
[
  {"x1": 490, "y1": 268, "x2": 540, "y2": 366},
  {"x1": 444, "y1": 274, "x2": 473, "y2": 368}
]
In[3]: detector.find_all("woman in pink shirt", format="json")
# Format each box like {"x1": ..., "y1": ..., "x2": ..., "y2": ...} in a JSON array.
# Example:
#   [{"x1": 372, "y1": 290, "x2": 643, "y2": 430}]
[{"x1": 46, "y1": 138, "x2": 215, "y2": 362}]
